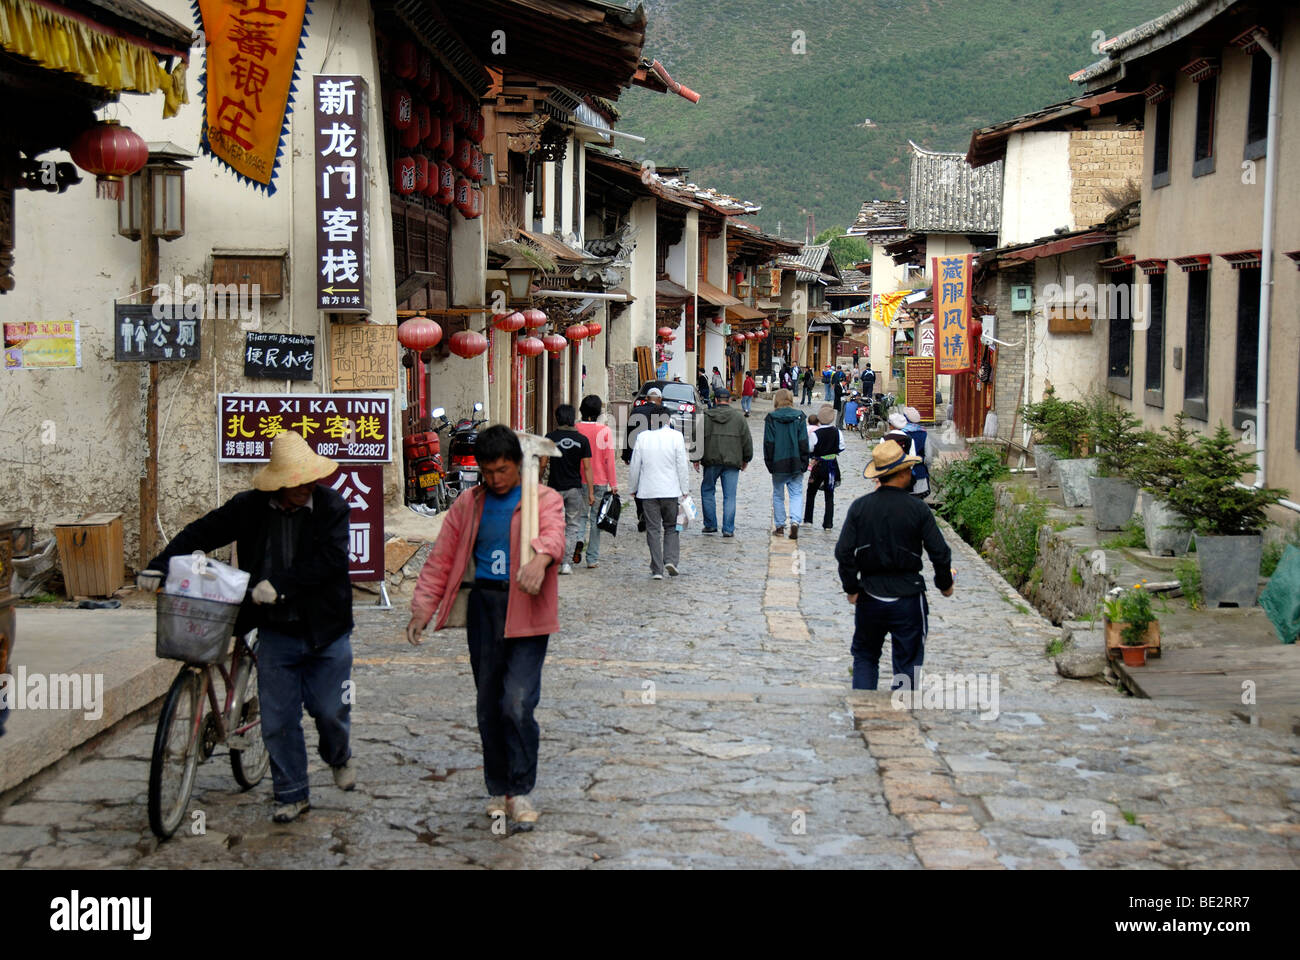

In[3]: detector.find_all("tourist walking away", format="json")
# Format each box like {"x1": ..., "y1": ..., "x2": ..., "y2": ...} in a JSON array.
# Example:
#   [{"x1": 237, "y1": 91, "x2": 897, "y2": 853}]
[
  {"x1": 697, "y1": 369, "x2": 711, "y2": 408},
  {"x1": 801, "y1": 366, "x2": 815, "y2": 405},
  {"x1": 697, "y1": 386, "x2": 753, "y2": 537},
  {"x1": 140, "y1": 430, "x2": 355, "y2": 823},
  {"x1": 805, "y1": 404, "x2": 845, "y2": 530},
  {"x1": 711, "y1": 366, "x2": 726, "y2": 400},
  {"x1": 622, "y1": 386, "x2": 672, "y2": 463},
  {"x1": 576, "y1": 395, "x2": 618, "y2": 568},
  {"x1": 835, "y1": 439, "x2": 954, "y2": 691},
  {"x1": 629, "y1": 407, "x2": 690, "y2": 578},
  {"x1": 544, "y1": 404, "x2": 594, "y2": 575},
  {"x1": 407, "y1": 426, "x2": 565, "y2": 829},
  {"x1": 861, "y1": 362, "x2": 876, "y2": 399},
  {"x1": 741, "y1": 370, "x2": 756, "y2": 416},
  {"x1": 902, "y1": 406, "x2": 934, "y2": 499},
  {"x1": 764, "y1": 388, "x2": 810, "y2": 539}
]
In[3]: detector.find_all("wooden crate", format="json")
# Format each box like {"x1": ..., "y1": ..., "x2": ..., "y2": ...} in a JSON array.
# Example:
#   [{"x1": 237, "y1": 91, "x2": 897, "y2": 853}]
[{"x1": 54, "y1": 512, "x2": 124, "y2": 598}]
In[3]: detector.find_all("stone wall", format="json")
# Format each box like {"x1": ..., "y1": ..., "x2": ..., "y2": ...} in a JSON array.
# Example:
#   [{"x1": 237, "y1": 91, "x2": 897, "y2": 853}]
[
  {"x1": 988, "y1": 263, "x2": 1035, "y2": 445},
  {"x1": 1067, "y1": 129, "x2": 1143, "y2": 228}
]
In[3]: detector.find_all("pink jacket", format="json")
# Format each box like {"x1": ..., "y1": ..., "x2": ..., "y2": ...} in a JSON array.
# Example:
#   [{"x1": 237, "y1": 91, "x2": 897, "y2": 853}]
[
  {"x1": 577, "y1": 420, "x2": 617, "y2": 488},
  {"x1": 411, "y1": 483, "x2": 566, "y2": 638}
]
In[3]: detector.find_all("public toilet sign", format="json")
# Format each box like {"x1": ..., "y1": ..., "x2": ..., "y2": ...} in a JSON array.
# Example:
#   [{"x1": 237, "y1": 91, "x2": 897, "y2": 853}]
[
  {"x1": 323, "y1": 464, "x2": 384, "y2": 581},
  {"x1": 313, "y1": 75, "x2": 371, "y2": 314},
  {"x1": 218, "y1": 393, "x2": 391, "y2": 463},
  {"x1": 115, "y1": 304, "x2": 199, "y2": 362}
]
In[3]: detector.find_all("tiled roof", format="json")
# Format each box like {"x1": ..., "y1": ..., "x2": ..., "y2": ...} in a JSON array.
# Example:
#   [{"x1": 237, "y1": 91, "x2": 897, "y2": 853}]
[
  {"x1": 1071, "y1": 0, "x2": 1227, "y2": 85},
  {"x1": 850, "y1": 199, "x2": 908, "y2": 234},
  {"x1": 907, "y1": 141, "x2": 1001, "y2": 235}
]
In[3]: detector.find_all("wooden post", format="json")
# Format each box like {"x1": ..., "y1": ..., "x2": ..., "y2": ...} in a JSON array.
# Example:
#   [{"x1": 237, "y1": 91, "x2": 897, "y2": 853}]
[
  {"x1": 515, "y1": 432, "x2": 559, "y2": 569},
  {"x1": 139, "y1": 170, "x2": 160, "y2": 568}
]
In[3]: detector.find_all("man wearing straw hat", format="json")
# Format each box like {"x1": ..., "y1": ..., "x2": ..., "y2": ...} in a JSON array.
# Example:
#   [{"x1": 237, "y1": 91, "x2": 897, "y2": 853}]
[
  {"x1": 835, "y1": 439, "x2": 955, "y2": 691},
  {"x1": 140, "y1": 430, "x2": 355, "y2": 823}
]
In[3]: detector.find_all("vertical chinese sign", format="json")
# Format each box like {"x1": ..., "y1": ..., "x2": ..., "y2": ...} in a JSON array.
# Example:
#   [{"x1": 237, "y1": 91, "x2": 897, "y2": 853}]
[
  {"x1": 198, "y1": 0, "x2": 310, "y2": 193},
  {"x1": 933, "y1": 253, "x2": 974, "y2": 374},
  {"x1": 314, "y1": 75, "x2": 370, "y2": 313},
  {"x1": 323, "y1": 465, "x2": 384, "y2": 581}
]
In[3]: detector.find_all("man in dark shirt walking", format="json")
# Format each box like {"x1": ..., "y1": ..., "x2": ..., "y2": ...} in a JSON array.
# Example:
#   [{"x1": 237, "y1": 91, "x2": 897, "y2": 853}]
[
  {"x1": 835, "y1": 439, "x2": 955, "y2": 691},
  {"x1": 545, "y1": 404, "x2": 594, "y2": 575}
]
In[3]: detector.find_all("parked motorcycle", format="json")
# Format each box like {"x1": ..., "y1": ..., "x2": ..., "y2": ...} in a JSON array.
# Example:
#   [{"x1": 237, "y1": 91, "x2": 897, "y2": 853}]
[{"x1": 439, "y1": 402, "x2": 487, "y2": 499}]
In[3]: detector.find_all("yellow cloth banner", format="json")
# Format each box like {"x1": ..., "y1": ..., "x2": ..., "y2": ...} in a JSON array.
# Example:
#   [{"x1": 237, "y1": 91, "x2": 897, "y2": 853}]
[
  {"x1": 933, "y1": 253, "x2": 974, "y2": 374},
  {"x1": 873, "y1": 291, "x2": 906, "y2": 328},
  {"x1": 199, "y1": 0, "x2": 308, "y2": 192},
  {"x1": 0, "y1": 0, "x2": 188, "y2": 117}
]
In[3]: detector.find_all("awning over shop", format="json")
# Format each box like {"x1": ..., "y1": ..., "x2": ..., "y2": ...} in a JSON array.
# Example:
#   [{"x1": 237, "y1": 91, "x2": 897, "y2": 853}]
[
  {"x1": 656, "y1": 277, "x2": 691, "y2": 305},
  {"x1": 725, "y1": 303, "x2": 765, "y2": 322},
  {"x1": 519, "y1": 228, "x2": 593, "y2": 263},
  {"x1": 697, "y1": 279, "x2": 740, "y2": 307},
  {"x1": 807, "y1": 324, "x2": 829, "y2": 334},
  {"x1": 999, "y1": 230, "x2": 1113, "y2": 262}
]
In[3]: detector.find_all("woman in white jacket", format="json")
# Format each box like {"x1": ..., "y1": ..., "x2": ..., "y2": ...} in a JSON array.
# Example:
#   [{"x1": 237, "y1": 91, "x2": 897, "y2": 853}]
[{"x1": 629, "y1": 418, "x2": 690, "y2": 579}]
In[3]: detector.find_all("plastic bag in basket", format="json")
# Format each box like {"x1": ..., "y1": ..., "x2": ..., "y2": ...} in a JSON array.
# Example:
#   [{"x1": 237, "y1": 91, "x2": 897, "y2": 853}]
[{"x1": 166, "y1": 551, "x2": 249, "y2": 604}]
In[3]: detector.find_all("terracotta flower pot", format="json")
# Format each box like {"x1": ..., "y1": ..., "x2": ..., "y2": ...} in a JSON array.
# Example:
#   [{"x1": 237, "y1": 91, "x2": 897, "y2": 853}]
[{"x1": 1120, "y1": 644, "x2": 1148, "y2": 667}]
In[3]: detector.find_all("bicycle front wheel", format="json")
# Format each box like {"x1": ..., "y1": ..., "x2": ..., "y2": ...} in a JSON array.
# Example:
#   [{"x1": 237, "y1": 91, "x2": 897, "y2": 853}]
[
  {"x1": 148, "y1": 667, "x2": 204, "y2": 840},
  {"x1": 230, "y1": 653, "x2": 269, "y2": 789}
]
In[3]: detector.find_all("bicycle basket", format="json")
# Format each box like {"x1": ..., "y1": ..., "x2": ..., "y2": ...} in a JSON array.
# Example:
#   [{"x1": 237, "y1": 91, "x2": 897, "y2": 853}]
[{"x1": 156, "y1": 593, "x2": 240, "y2": 664}]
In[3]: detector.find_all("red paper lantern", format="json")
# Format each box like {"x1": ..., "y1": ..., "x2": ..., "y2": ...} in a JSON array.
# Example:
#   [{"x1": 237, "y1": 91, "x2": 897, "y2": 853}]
[
  {"x1": 493, "y1": 311, "x2": 525, "y2": 333},
  {"x1": 421, "y1": 164, "x2": 439, "y2": 198},
  {"x1": 732, "y1": 332, "x2": 746, "y2": 344},
  {"x1": 397, "y1": 315, "x2": 442, "y2": 351},
  {"x1": 438, "y1": 73, "x2": 456, "y2": 112},
  {"x1": 522, "y1": 308, "x2": 548, "y2": 329},
  {"x1": 416, "y1": 53, "x2": 433, "y2": 89},
  {"x1": 470, "y1": 147, "x2": 485, "y2": 182},
  {"x1": 391, "y1": 89, "x2": 414, "y2": 129},
  {"x1": 542, "y1": 333, "x2": 567, "y2": 354},
  {"x1": 424, "y1": 114, "x2": 441, "y2": 151},
  {"x1": 585, "y1": 321, "x2": 602, "y2": 337},
  {"x1": 416, "y1": 104, "x2": 431, "y2": 142},
  {"x1": 413, "y1": 155, "x2": 429, "y2": 193},
  {"x1": 460, "y1": 97, "x2": 475, "y2": 132},
  {"x1": 436, "y1": 162, "x2": 455, "y2": 205},
  {"x1": 69, "y1": 120, "x2": 148, "y2": 200},
  {"x1": 449, "y1": 330, "x2": 489, "y2": 358},
  {"x1": 969, "y1": 317, "x2": 984, "y2": 342},
  {"x1": 426, "y1": 68, "x2": 441, "y2": 104},
  {"x1": 400, "y1": 121, "x2": 420, "y2": 149},
  {"x1": 450, "y1": 91, "x2": 464, "y2": 127},
  {"x1": 657, "y1": 326, "x2": 674, "y2": 340},
  {"x1": 438, "y1": 118, "x2": 455, "y2": 159},
  {"x1": 517, "y1": 336, "x2": 545, "y2": 357},
  {"x1": 470, "y1": 187, "x2": 483, "y2": 219},
  {"x1": 454, "y1": 138, "x2": 472, "y2": 172},
  {"x1": 469, "y1": 112, "x2": 486, "y2": 144},
  {"x1": 762, "y1": 318, "x2": 771, "y2": 329},
  {"x1": 395, "y1": 157, "x2": 417, "y2": 194},
  {"x1": 394, "y1": 41, "x2": 418, "y2": 79},
  {"x1": 745, "y1": 331, "x2": 756, "y2": 340},
  {"x1": 567, "y1": 323, "x2": 589, "y2": 342},
  {"x1": 454, "y1": 177, "x2": 472, "y2": 217}
]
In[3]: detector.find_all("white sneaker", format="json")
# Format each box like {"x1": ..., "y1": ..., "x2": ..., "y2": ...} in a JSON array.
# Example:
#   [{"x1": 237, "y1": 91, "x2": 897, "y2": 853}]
[
  {"x1": 665, "y1": 563, "x2": 679, "y2": 577},
  {"x1": 272, "y1": 799, "x2": 309, "y2": 823},
  {"x1": 559, "y1": 563, "x2": 573, "y2": 575},
  {"x1": 652, "y1": 573, "x2": 664, "y2": 580}
]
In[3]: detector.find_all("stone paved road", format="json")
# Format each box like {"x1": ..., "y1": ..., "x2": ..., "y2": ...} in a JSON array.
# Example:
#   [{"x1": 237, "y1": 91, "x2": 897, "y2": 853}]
[{"x1": 3, "y1": 413, "x2": 1299, "y2": 869}]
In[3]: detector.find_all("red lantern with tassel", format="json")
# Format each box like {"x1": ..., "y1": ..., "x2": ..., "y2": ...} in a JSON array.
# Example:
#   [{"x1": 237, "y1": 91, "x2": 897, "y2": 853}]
[
  {"x1": 454, "y1": 138, "x2": 472, "y2": 173},
  {"x1": 732, "y1": 332, "x2": 746, "y2": 344},
  {"x1": 454, "y1": 177, "x2": 472, "y2": 217},
  {"x1": 449, "y1": 330, "x2": 489, "y2": 358},
  {"x1": 493, "y1": 311, "x2": 525, "y2": 333},
  {"x1": 470, "y1": 112, "x2": 486, "y2": 144},
  {"x1": 470, "y1": 147, "x2": 485, "y2": 182},
  {"x1": 395, "y1": 157, "x2": 417, "y2": 195},
  {"x1": 424, "y1": 114, "x2": 441, "y2": 151},
  {"x1": 413, "y1": 155, "x2": 429, "y2": 194},
  {"x1": 542, "y1": 333, "x2": 566, "y2": 354},
  {"x1": 522, "y1": 308, "x2": 548, "y2": 329},
  {"x1": 585, "y1": 321, "x2": 602, "y2": 337},
  {"x1": 517, "y1": 336, "x2": 545, "y2": 357},
  {"x1": 69, "y1": 120, "x2": 148, "y2": 200},
  {"x1": 438, "y1": 119, "x2": 455, "y2": 159},
  {"x1": 436, "y1": 162, "x2": 455, "y2": 205},
  {"x1": 416, "y1": 53, "x2": 433, "y2": 89},
  {"x1": 394, "y1": 41, "x2": 418, "y2": 79},
  {"x1": 391, "y1": 89, "x2": 414, "y2": 129},
  {"x1": 657, "y1": 326, "x2": 674, "y2": 340},
  {"x1": 567, "y1": 323, "x2": 589, "y2": 342},
  {"x1": 969, "y1": 317, "x2": 984, "y2": 343},
  {"x1": 397, "y1": 315, "x2": 443, "y2": 351}
]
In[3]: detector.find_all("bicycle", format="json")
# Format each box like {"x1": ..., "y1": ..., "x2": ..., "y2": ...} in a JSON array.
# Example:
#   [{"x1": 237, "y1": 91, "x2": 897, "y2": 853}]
[{"x1": 148, "y1": 592, "x2": 269, "y2": 840}]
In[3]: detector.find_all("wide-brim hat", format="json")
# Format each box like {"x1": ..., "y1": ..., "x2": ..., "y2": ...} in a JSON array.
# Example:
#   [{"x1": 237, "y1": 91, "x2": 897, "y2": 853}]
[
  {"x1": 888, "y1": 412, "x2": 908, "y2": 430},
  {"x1": 252, "y1": 430, "x2": 338, "y2": 491},
  {"x1": 863, "y1": 439, "x2": 921, "y2": 480},
  {"x1": 904, "y1": 406, "x2": 922, "y2": 423}
]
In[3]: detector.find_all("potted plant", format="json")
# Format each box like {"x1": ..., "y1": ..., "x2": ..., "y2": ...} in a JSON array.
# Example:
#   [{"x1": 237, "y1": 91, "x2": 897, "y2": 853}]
[
  {"x1": 1087, "y1": 397, "x2": 1148, "y2": 531},
  {"x1": 1103, "y1": 583, "x2": 1160, "y2": 664},
  {"x1": 1130, "y1": 413, "x2": 1195, "y2": 557},
  {"x1": 1163, "y1": 424, "x2": 1288, "y2": 608},
  {"x1": 1021, "y1": 388, "x2": 1094, "y2": 505}
]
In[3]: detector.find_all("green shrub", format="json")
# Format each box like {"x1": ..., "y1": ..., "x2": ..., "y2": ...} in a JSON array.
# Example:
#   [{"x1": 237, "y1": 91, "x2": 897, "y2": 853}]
[
  {"x1": 1174, "y1": 557, "x2": 1202, "y2": 609},
  {"x1": 1163, "y1": 425, "x2": 1288, "y2": 535},
  {"x1": 1260, "y1": 521, "x2": 1300, "y2": 578},
  {"x1": 953, "y1": 484, "x2": 996, "y2": 547},
  {"x1": 992, "y1": 498, "x2": 1046, "y2": 588},
  {"x1": 1102, "y1": 520, "x2": 1147, "y2": 550},
  {"x1": 933, "y1": 447, "x2": 1007, "y2": 549},
  {"x1": 1088, "y1": 396, "x2": 1149, "y2": 478},
  {"x1": 1020, "y1": 387, "x2": 1091, "y2": 458}
]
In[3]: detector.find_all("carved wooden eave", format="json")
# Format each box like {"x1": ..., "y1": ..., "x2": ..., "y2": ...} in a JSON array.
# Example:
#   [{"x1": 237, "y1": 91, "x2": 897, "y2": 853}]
[{"x1": 505, "y1": 114, "x2": 549, "y2": 155}]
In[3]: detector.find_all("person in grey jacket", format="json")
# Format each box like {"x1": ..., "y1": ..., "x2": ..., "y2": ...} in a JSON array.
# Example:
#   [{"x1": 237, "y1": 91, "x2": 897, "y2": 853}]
[{"x1": 695, "y1": 387, "x2": 753, "y2": 537}]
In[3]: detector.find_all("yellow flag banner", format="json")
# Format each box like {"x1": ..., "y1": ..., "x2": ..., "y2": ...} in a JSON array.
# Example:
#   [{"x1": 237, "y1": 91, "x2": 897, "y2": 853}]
[
  {"x1": 873, "y1": 291, "x2": 906, "y2": 328},
  {"x1": 197, "y1": 0, "x2": 310, "y2": 193},
  {"x1": 933, "y1": 253, "x2": 974, "y2": 374}
]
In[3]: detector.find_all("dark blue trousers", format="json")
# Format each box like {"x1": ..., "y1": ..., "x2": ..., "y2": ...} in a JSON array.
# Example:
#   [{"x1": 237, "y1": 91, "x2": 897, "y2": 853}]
[{"x1": 851, "y1": 593, "x2": 928, "y2": 691}]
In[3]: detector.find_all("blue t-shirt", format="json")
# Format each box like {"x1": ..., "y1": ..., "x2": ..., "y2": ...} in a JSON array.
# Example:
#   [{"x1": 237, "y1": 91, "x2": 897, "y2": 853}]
[
  {"x1": 843, "y1": 400, "x2": 860, "y2": 425},
  {"x1": 474, "y1": 486, "x2": 521, "y2": 580}
]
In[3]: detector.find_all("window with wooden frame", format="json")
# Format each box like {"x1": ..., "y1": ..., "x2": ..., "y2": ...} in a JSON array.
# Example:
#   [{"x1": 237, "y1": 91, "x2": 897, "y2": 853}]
[
  {"x1": 1183, "y1": 270, "x2": 1210, "y2": 420},
  {"x1": 552, "y1": 152, "x2": 564, "y2": 235},
  {"x1": 1233, "y1": 266, "x2": 1261, "y2": 429},
  {"x1": 1152, "y1": 98, "x2": 1172, "y2": 189},
  {"x1": 1106, "y1": 268, "x2": 1135, "y2": 399},
  {"x1": 1193, "y1": 75, "x2": 1218, "y2": 177},
  {"x1": 1245, "y1": 52, "x2": 1271, "y2": 162},
  {"x1": 1144, "y1": 273, "x2": 1166, "y2": 407},
  {"x1": 531, "y1": 159, "x2": 546, "y2": 230}
]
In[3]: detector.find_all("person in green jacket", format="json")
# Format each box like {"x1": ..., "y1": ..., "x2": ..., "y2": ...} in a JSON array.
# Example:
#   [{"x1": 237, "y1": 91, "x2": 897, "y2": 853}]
[
  {"x1": 695, "y1": 387, "x2": 753, "y2": 537},
  {"x1": 764, "y1": 388, "x2": 810, "y2": 539}
]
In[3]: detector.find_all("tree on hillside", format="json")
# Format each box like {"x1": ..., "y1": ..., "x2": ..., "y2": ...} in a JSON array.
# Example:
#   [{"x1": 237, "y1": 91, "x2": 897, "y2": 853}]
[{"x1": 814, "y1": 227, "x2": 871, "y2": 269}]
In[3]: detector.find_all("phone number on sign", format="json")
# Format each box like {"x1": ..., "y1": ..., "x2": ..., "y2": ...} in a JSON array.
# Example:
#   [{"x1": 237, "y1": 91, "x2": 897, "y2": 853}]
[{"x1": 316, "y1": 442, "x2": 387, "y2": 458}]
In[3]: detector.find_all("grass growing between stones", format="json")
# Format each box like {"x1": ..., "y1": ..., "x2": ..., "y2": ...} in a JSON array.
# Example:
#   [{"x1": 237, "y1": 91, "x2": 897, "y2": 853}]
[
  {"x1": 1102, "y1": 520, "x2": 1147, "y2": 550},
  {"x1": 1174, "y1": 558, "x2": 1202, "y2": 610}
]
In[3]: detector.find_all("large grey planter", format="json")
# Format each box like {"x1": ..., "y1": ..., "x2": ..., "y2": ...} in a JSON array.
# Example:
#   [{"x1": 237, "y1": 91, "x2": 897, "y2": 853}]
[
  {"x1": 1033, "y1": 444, "x2": 1059, "y2": 486},
  {"x1": 1142, "y1": 497, "x2": 1192, "y2": 557},
  {"x1": 1056, "y1": 458, "x2": 1099, "y2": 508},
  {"x1": 1089, "y1": 477, "x2": 1139, "y2": 531},
  {"x1": 1195, "y1": 534, "x2": 1263, "y2": 608}
]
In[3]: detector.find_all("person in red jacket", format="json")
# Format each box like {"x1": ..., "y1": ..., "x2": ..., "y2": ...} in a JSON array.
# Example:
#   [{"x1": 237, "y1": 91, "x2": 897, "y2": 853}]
[
  {"x1": 575, "y1": 394, "x2": 619, "y2": 568},
  {"x1": 407, "y1": 425, "x2": 565, "y2": 829},
  {"x1": 741, "y1": 370, "x2": 756, "y2": 417}
]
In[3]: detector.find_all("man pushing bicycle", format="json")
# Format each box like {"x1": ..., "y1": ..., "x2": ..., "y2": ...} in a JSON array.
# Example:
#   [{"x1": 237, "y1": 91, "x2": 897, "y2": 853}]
[{"x1": 139, "y1": 431, "x2": 355, "y2": 823}]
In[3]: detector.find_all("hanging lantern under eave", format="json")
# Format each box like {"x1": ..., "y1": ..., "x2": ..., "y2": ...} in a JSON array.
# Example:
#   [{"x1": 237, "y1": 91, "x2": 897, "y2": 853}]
[
  {"x1": 762, "y1": 318, "x2": 771, "y2": 329},
  {"x1": 494, "y1": 311, "x2": 525, "y2": 332},
  {"x1": 657, "y1": 326, "x2": 674, "y2": 340},
  {"x1": 395, "y1": 157, "x2": 417, "y2": 194},
  {"x1": 969, "y1": 317, "x2": 984, "y2": 343},
  {"x1": 391, "y1": 89, "x2": 414, "y2": 129},
  {"x1": 566, "y1": 323, "x2": 589, "y2": 342},
  {"x1": 413, "y1": 155, "x2": 429, "y2": 193},
  {"x1": 436, "y1": 161, "x2": 455, "y2": 205},
  {"x1": 542, "y1": 333, "x2": 567, "y2": 354},
  {"x1": 394, "y1": 40, "x2": 418, "y2": 79},
  {"x1": 517, "y1": 335, "x2": 545, "y2": 357},
  {"x1": 423, "y1": 114, "x2": 441, "y2": 151},
  {"x1": 437, "y1": 119, "x2": 455, "y2": 160},
  {"x1": 454, "y1": 177, "x2": 472, "y2": 218},
  {"x1": 522, "y1": 308, "x2": 548, "y2": 329},
  {"x1": 449, "y1": 329, "x2": 489, "y2": 358},
  {"x1": 397, "y1": 315, "x2": 443, "y2": 351},
  {"x1": 416, "y1": 53, "x2": 433, "y2": 89},
  {"x1": 69, "y1": 120, "x2": 148, "y2": 200},
  {"x1": 469, "y1": 112, "x2": 486, "y2": 144},
  {"x1": 585, "y1": 321, "x2": 602, "y2": 337},
  {"x1": 732, "y1": 332, "x2": 746, "y2": 344}
]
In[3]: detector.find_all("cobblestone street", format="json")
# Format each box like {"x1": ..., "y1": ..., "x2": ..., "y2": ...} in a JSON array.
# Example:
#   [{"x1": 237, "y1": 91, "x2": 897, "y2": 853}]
[{"x1": 4, "y1": 414, "x2": 1299, "y2": 870}]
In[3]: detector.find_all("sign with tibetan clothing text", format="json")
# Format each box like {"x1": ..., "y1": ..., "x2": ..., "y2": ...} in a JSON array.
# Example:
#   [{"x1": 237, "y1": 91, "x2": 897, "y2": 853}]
[
  {"x1": 904, "y1": 357, "x2": 936, "y2": 422},
  {"x1": 323, "y1": 464, "x2": 384, "y2": 581},
  {"x1": 218, "y1": 393, "x2": 391, "y2": 463},
  {"x1": 313, "y1": 75, "x2": 371, "y2": 313},
  {"x1": 933, "y1": 253, "x2": 974, "y2": 374}
]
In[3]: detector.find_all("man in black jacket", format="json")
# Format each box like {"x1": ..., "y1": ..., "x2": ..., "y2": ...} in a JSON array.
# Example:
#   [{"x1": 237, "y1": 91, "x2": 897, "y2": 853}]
[
  {"x1": 139, "y1": 430, "x2": 354, "y2": 823},
  {"x1": 835, "y1": 439, "x2": 955, "y2": 691}
]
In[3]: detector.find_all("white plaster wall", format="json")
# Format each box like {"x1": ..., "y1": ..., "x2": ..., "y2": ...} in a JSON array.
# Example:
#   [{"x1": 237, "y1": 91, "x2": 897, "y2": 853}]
[
  {"x1": 626, "y1": 197, "x2": 657, "y2": 365},
  {"x1": 1030, "y1": 250, "x2": 1107, "y2": 403},
  {"x1": 1000, "y1": 131, "x2": 1072, "y2": 247},
  {"x1": 664, "y1": 209, "x2": 697, "y2": 382},
  {"x1": 0, "y1": 0, "x2": 399, "y2": 568}
]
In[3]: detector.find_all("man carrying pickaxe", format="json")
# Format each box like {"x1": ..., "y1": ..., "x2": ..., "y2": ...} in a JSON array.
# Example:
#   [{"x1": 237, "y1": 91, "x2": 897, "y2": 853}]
[{"x1": 407, "y1": 425, "x2": 565, "y2": 829}]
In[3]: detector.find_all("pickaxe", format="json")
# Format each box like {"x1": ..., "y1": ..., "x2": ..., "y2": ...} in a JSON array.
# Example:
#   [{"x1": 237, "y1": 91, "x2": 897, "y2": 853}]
[{"x1": 515, "y1": 431, "x2": 560, "y2": 566}]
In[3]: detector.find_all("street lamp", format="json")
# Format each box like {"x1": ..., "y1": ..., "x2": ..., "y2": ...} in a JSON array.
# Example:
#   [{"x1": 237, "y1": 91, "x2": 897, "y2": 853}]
[
  {"x1": 117, "y1": 142, "x2": 193, "y2": 241},
  {"x1": 503, "y1": 256, "x2": 537, "y2": 303}
]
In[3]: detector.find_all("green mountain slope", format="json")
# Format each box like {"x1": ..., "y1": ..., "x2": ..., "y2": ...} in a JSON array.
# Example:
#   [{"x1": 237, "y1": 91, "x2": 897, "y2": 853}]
[{"x1": 615, "y1": 0, "x2": 1172, "y2": 238}]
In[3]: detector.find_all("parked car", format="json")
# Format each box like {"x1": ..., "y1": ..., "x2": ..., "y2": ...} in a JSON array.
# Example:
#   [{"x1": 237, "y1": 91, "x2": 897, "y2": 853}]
[{"x1": 623, "y1": 379, "x2": 700, "y2": 460}]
